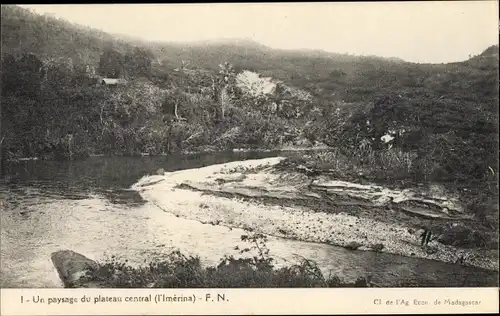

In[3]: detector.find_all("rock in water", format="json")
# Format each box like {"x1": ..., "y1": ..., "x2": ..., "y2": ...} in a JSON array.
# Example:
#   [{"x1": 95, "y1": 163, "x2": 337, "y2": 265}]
[{"x1": 51, "y1": 250, "x2": 99, "y2": 288}]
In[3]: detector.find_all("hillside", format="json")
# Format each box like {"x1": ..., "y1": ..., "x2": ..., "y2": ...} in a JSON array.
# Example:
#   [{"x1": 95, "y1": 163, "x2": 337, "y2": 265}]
[
  {"x1": 1, "y1": 5, "x2": 133, "y2": 65},
  {"x1": 1, "y1": 4, "x2": 413, "y2": 100},
  {"x1": 1, "y1": 4, "x2": 498, "y2": 194}
]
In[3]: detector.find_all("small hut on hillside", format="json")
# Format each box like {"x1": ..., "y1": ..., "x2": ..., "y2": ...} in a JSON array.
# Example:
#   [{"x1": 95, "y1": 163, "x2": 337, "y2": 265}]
[{"x1": 99, "y1": 78, "x2": 127, "y2": 86}]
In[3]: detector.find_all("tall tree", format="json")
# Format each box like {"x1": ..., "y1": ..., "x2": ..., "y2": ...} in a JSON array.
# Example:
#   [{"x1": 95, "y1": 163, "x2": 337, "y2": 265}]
[
  {"x1": 132, "y1": 46, "x2": 153, "y2": 78},
  {"x1": 98, "y1": 44, "x2": 125, "y2": 78},
  {"x1": 215, "y1": 62, "x2": 237, "y2": 119},
  {"x1": 124, "y1": 46, "x2": 153, "y2": 79},
  {"x1": 1, "y1": 54, "x2": 19, "y2": 96},
  {"x1": 17, "y1": 53, "x2": 43, "y2": 97}
]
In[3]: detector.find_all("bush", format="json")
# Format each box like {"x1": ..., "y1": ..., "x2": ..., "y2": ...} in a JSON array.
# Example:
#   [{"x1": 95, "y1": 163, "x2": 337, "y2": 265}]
[
  {"x1": 371, "y1": 243, "x2": 385, "y2": 252},
  {"x1": 83, "y1": 232, "x2": 371, "y2": 288},
  {"x1": 84, "y1": 252, "x2": 370, "y2": 288},
  {"x1": 345, "y1": 241, "x2": 363, "y2": 250},
  {"x1": 436, "y1": 224, "x2": 491, "y2": 249}
]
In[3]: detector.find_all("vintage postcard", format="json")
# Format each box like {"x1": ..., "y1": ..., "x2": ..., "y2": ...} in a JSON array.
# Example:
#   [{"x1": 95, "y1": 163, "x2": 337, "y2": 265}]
[{"x1": 0, "y1": 2, "x2": 498, "y2": 315}]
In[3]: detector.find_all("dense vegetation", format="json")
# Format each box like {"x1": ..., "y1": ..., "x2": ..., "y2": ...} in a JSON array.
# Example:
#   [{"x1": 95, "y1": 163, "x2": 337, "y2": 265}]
[
  {"x1": 1, "y1": 6, "x2": 324, "y2": 162},
  {"x1": 1, "y1": 5, "x2": 498, "y2": 214}
]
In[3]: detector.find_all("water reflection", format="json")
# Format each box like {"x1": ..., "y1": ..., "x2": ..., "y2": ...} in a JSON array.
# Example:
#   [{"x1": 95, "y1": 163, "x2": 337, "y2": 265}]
[{"x1": 1, "y1": 151, "x2": 281, "y2": 205}]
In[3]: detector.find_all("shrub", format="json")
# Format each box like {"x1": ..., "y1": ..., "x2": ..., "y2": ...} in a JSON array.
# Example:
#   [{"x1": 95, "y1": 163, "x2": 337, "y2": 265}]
[
  {"x1": 436, "y1": 224, "x2": 492, "y2": 249},
  {"x1": 345, "y1": 241, "x2": 363, "y2": 250},
  {"x1": 371, "y1": 243, "x2": 385, "y2": 252},
  {"x1": 84, "y1": 252, "x2": 371, "y2": 288},
  {"x1": 83, "y1": 232, "x2": 371, "y2": 288}
]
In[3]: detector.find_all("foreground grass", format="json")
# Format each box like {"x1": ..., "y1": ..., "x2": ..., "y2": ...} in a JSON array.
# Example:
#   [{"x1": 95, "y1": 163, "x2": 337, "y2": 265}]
[
  {"x1": 83, "y1": 252, "x2": 371, "y2": 288},
  {"x1": 81, "y1": 233, "x2": 370, "y2": 288},
  {"x1": 77, "y1": 232, "x2": 497, "y2": 288}
]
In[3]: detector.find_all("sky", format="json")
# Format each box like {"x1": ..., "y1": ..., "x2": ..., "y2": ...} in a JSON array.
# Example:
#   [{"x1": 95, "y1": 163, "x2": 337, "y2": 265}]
[{"x1": 19, "y1": 2, "x2": 499, "y2": 64}]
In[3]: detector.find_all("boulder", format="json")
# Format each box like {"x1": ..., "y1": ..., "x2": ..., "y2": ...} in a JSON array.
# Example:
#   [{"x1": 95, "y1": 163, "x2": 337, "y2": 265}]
[{"x1": 51, "y1": 250, "x2": 99, "y2": 288}]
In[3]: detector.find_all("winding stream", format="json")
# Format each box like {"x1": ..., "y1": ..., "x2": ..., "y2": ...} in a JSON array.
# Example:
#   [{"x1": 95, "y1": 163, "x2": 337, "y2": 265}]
[{"x1": 0, "y1": 152, "x2": 497, "y2": 288}]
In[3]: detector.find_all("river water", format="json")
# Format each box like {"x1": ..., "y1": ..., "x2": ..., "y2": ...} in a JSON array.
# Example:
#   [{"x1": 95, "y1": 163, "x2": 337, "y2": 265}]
[{"x1": 0, "y1": 152, "x2": 497, "y2": 288}]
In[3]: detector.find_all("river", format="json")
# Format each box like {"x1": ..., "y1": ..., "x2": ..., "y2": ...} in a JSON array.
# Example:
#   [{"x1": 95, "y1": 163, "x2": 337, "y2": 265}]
[{"x1": 0, "y1": 152, "x2": 497, "y2": 288}]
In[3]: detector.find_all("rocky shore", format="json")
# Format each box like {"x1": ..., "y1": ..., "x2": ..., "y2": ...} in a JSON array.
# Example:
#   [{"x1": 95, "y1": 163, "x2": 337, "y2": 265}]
[{"x1": 131, "y1": 157, "x2": 499, "y2": 272}]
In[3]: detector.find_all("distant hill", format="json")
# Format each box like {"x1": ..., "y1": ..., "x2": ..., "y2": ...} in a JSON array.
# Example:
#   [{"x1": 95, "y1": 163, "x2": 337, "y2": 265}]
[
  {"x1": 479, "y1": 44, "x2": 499, "y2": 57},
  {"x1": 0, "y1": 5, "x2": 413, "y2": 80},
  {"x1": 3, "y1": 5, "x2": 496, "y2": 67},
  {"x1": 1, "y1": 5, "x2": 135, "y2": 66},
  {"x1": 1, "y1": 4, "x2": 497, "y2": 104},
  {"x1": 3, "y1": 4, "x2": 496, "y2": 101}
]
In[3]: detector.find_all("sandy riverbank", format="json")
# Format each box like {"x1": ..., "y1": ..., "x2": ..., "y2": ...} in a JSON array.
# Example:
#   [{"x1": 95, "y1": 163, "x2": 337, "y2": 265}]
[{"x1": 131, "y1": 157, "x2": 498, "y2": 271}]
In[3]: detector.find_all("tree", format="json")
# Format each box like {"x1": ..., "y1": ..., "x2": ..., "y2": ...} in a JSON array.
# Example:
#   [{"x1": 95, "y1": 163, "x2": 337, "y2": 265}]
[
  {"x1": 16, "y1": 53, "x2": 44, "y2": 97},
  {"x1": 42, "y1": 57, "x2": 75, "y2": 91},
  {"x1": 98, "y1": 45, "x2": 125, "y2": 78},
  {"x1": 214, "y1": 62, "x2": 237, "y2": 119},
  {"x1": 132, "y1": 46, "x2": 153, "y2": 78},
  {"x1": 124, "y1": 46, "x2": 153, "y2": 79},
  {"x1": 1, "y1": 54, "x2": 19, "y2": 96}
]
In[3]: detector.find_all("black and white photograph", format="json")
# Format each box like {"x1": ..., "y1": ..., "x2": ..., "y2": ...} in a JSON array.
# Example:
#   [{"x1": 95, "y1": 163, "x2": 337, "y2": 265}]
[{"x1": 0, "y1": 1, "x2": 498, "y2": 302}]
